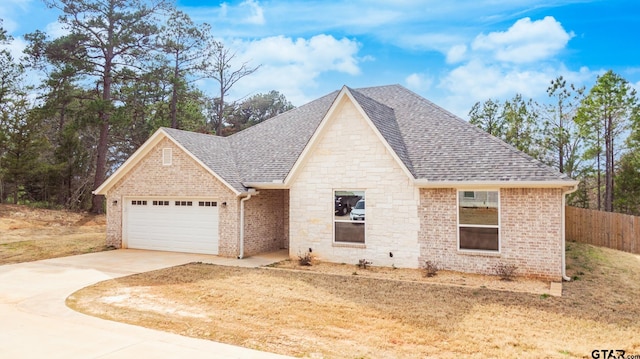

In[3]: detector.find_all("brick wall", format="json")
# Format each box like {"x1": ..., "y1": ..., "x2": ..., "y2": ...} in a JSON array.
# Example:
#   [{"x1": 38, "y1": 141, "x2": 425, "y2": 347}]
[
  {"x1": 418, "y1": 188, "x2": 563, "y2": 280},
  {"x1": 243, "y1": 189, "x2": 288, "y2": 256},
  {"x1": 105, "y1": 137, "x2": 240, "y2": 256},
  {"x1": 289, "y1": 97, "x2": 421, "y2": 268}
]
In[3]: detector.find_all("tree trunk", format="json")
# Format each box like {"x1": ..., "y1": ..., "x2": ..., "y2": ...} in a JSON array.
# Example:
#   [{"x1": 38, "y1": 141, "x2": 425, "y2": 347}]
[
  {"x1": 604, "y1": 115, "x2": 614, "y2": 212},
  {"x1": 216, "y1": 78, "x2": 224, "y2": 135},
  {"x1": 90, "y1": 58, "x2": 113, "y2": 214},
  {"x1": 90, "y1": 119, "x2": 109, "y2": 213},
  {"x1": 596, "y1": 125, "x2": 602, "y2": 211},
  {"x1": 558, "y1": 103, "x2": 564, "y2": 173},
  {"x1": 170, "y1": 56, "x2": 179, "y2": 128}
]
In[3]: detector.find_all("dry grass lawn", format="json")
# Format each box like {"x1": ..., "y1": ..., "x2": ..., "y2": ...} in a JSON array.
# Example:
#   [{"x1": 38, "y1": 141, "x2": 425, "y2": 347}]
[
  {"x1": 0, "y1": 204, "x2": 108, "y2": 264},
  {"x1": 68, "y1": 241, "x2": 640, "y2": 359}
]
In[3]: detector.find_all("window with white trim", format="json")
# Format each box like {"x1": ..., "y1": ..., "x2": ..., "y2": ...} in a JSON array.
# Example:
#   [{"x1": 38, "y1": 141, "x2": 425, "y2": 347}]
[
  {"x1": 334, "y1": 190, "x2": 365, "y2": 243},
  {"x1": 162, "y1": 148, "x2": 172, "y2": 166},
  {"x1": 458, "y1": 190, "x2": 499, "y2": 251}
]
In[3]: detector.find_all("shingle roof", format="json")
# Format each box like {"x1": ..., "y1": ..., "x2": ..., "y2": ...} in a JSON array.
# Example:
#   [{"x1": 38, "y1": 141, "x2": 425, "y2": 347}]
[
  {"x1": 229, "y1": 91, "x2": 338, "y2": 184},
  {"x1": 352, "y1": 85, "x2": 573, "y2": 182},
  {"x1": 161, "y1": 84, "x2": 573, "y2": 192},
  {"x1": 162, "y1": 128, "x2": 244, "y2": 191}
]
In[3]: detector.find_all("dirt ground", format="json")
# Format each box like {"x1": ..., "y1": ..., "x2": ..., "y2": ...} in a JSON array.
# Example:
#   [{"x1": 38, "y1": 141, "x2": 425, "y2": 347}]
[
  {"x1": 68, "y1": 241, "x2": 640, "y2": 359},
  {"x1": 0, "y1": 204, "x2": 108, "y2": 264}
]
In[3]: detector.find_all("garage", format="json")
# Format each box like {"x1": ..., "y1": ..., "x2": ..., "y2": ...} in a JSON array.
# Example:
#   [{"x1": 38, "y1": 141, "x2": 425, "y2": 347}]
[{"x1": 124, "y1": 198, "x2": 219, "y2": 254}]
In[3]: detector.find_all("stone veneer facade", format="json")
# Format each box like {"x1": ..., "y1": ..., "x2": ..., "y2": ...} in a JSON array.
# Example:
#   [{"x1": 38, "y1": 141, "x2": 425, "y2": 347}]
[
  {"x1": 288, "y1": 97, "x2": 421, "y2": 268},
  {"x1": 105, "y1": 137, "x2": 287, "y2": 257},
  {"x1": 418, "y1": 188, "x2": 564, "y2": 280}
]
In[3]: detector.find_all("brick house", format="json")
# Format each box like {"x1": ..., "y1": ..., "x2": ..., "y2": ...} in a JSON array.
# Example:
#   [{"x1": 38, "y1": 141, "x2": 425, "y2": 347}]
[{"x1": 94, "y1": 85, "x2": 578, "y2": 280}]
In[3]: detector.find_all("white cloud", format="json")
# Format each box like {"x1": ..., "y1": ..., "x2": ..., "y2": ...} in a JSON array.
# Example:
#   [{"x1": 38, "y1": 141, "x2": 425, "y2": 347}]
[
  {"x1": 218, "y1": 0, "x2": 265, "y2": 25},
  {"x1": 44, "y1": 21, "x2": 69, "y2": 38},
  {"x1": 446, "y1": 44, "x2": 467, "y2": 64},
  {"x1": 4, "y1": 36, "x2": 27, "y2": 61},
  {"x1": 472, "y1": 16, "x2": 574, "y2": 63},
  {"x1": 396, "y1": 33, "x2": 463, "y2": 52},
  {"x1": 213, "y1": 34, "x2": 362, "y2": 105},
  {"x1": 418, "y1": 16, "x2": 590, "y2": 118},
  {"x1": 405, "y1": 73, "x2": 432, "y2": 92},
  {"x1": 238, "y1": 35, "x2": 361, "y2": 75},
  {"x1": 0, "y1": 0, "x2": 27, "y2": 33},
  {"x1": 240, "y1": 0, "x2": 265, "y2": 25},
  {"x1": 441, "y1": 60, "x2": 550, "y2": 99},
  {"x1": 436, "y1": 60, "x2": 598, "y2": 118}
]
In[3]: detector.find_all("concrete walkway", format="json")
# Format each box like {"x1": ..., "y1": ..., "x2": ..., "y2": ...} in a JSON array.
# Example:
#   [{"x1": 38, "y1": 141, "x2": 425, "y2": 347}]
[{"x1": 0, "y1": 249, "x2": 292, "y2": 358}]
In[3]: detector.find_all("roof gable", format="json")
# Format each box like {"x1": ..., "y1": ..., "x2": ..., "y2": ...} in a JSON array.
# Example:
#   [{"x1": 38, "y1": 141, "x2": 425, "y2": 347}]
[
  {"x1": 282, "y1": 86, "x2": 415, "y2": 186},
  {"x1": 93, "y1": 128, "x2": 242, "y2": 195}
]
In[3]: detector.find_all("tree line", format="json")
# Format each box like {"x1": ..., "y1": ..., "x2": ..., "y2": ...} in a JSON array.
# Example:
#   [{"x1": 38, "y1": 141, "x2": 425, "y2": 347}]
[
  {"x1": 469, "y1": 72, "x2": 640, "y2": 214},
  {"x1": 0, "y1": 0, "x2": 293, "y2": 213}
]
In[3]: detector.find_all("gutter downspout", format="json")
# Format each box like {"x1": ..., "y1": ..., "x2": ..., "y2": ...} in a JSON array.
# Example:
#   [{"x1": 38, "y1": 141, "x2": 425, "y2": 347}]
[
  {"x1": 238, "y1": 189, "x2": 258, "y2": 259},
  {"x1": 562, "y1": 185, "x2": 579, "y2": 281}
]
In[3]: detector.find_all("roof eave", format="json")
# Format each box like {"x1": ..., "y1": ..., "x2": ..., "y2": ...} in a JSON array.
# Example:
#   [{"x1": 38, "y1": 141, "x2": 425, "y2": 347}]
[
  {"x1": 242, "y1": 181, "x2": 287, "y2": 190},
  {"x1": 414, "y1": 179, "x2": 580, "y2": 189}
]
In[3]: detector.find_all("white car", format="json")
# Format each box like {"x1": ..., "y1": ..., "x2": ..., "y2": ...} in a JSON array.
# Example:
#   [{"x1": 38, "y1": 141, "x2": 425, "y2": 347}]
[{"x1": 349, "y1": 200, "x2": 365, "y2": 221}]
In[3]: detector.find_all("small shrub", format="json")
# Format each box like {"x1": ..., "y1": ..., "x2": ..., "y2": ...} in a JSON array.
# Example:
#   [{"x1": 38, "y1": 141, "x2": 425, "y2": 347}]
[
  {"x1": 423, "y1": 260, "x2": 440, "y2": 277},
  {"x1": 493, "y1": 262, "x2": 518, "y2": 281},
  {"x1": 357, "y1": 259, "x2": 372, "y2": 269},
  {"x1": 297, "y1": 251, "x2": 314, "y2": 266},
  {"x1": 540, "y1": 293, "x2": 550, "y2": 299}
]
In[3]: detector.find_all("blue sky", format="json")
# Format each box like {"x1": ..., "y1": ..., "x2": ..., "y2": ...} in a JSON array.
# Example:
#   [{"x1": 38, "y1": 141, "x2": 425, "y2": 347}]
[{"x1": 1, "y1": 0, "x2": 639, "y2": 118}]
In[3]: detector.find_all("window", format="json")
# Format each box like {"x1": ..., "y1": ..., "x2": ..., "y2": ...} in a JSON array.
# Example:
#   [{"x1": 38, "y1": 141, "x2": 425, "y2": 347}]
[
  {"x1": 131, "y1": 200, "x2": 147, "y2": 205},
  {"x1": 162, "y1": 148, "x2": 172, "y2": 166},
  {"x1": 458, "y1": 191, "x2": 499, "y2": 251},
  {"x1": 334, "y1": 190, "x2": 365, "y2": 243},
  {"x1": 175, "y1": 201, "x2": 193, "y2": 206},
  {"x1": 463, "y1": 191, "x2": 476, "y2": 199},
  {"x1": 199, "y1": 201, "x2": 217, "y2": 207},
  {"x1": 152, "y1": 200, "x2": 169, "y2": 206}
]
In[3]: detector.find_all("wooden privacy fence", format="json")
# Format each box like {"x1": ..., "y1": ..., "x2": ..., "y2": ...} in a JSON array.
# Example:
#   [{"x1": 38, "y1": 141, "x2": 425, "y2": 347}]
[{"x1": 565, "y1": 206, "x2": 640, "y2": 254}]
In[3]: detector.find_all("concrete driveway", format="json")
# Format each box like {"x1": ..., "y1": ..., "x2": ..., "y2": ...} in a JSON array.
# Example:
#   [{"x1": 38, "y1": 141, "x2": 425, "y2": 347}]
[{"x1": 0, "y1": 249, "x2": 292, "y2": 358}]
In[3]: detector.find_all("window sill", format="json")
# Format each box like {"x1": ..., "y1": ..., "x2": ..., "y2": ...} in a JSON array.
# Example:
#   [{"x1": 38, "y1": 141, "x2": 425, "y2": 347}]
[
  {"x1": 333, "y1": 242, "x2": 366, "y2": 249},
  {"x1": 457, "y1": 249, "x2": 501, "y2": 257}
]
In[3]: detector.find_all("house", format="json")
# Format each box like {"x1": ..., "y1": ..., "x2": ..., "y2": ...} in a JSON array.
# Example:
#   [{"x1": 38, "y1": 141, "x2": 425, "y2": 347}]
[{"x1": 94, "y1": 84, "x2": 578, "y2": 280}]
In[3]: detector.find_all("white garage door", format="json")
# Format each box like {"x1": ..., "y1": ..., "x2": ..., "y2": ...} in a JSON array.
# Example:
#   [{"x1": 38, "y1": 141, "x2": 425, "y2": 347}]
[{"x1": 125, "y1": 199, "x2": 219, "y2": 254}]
